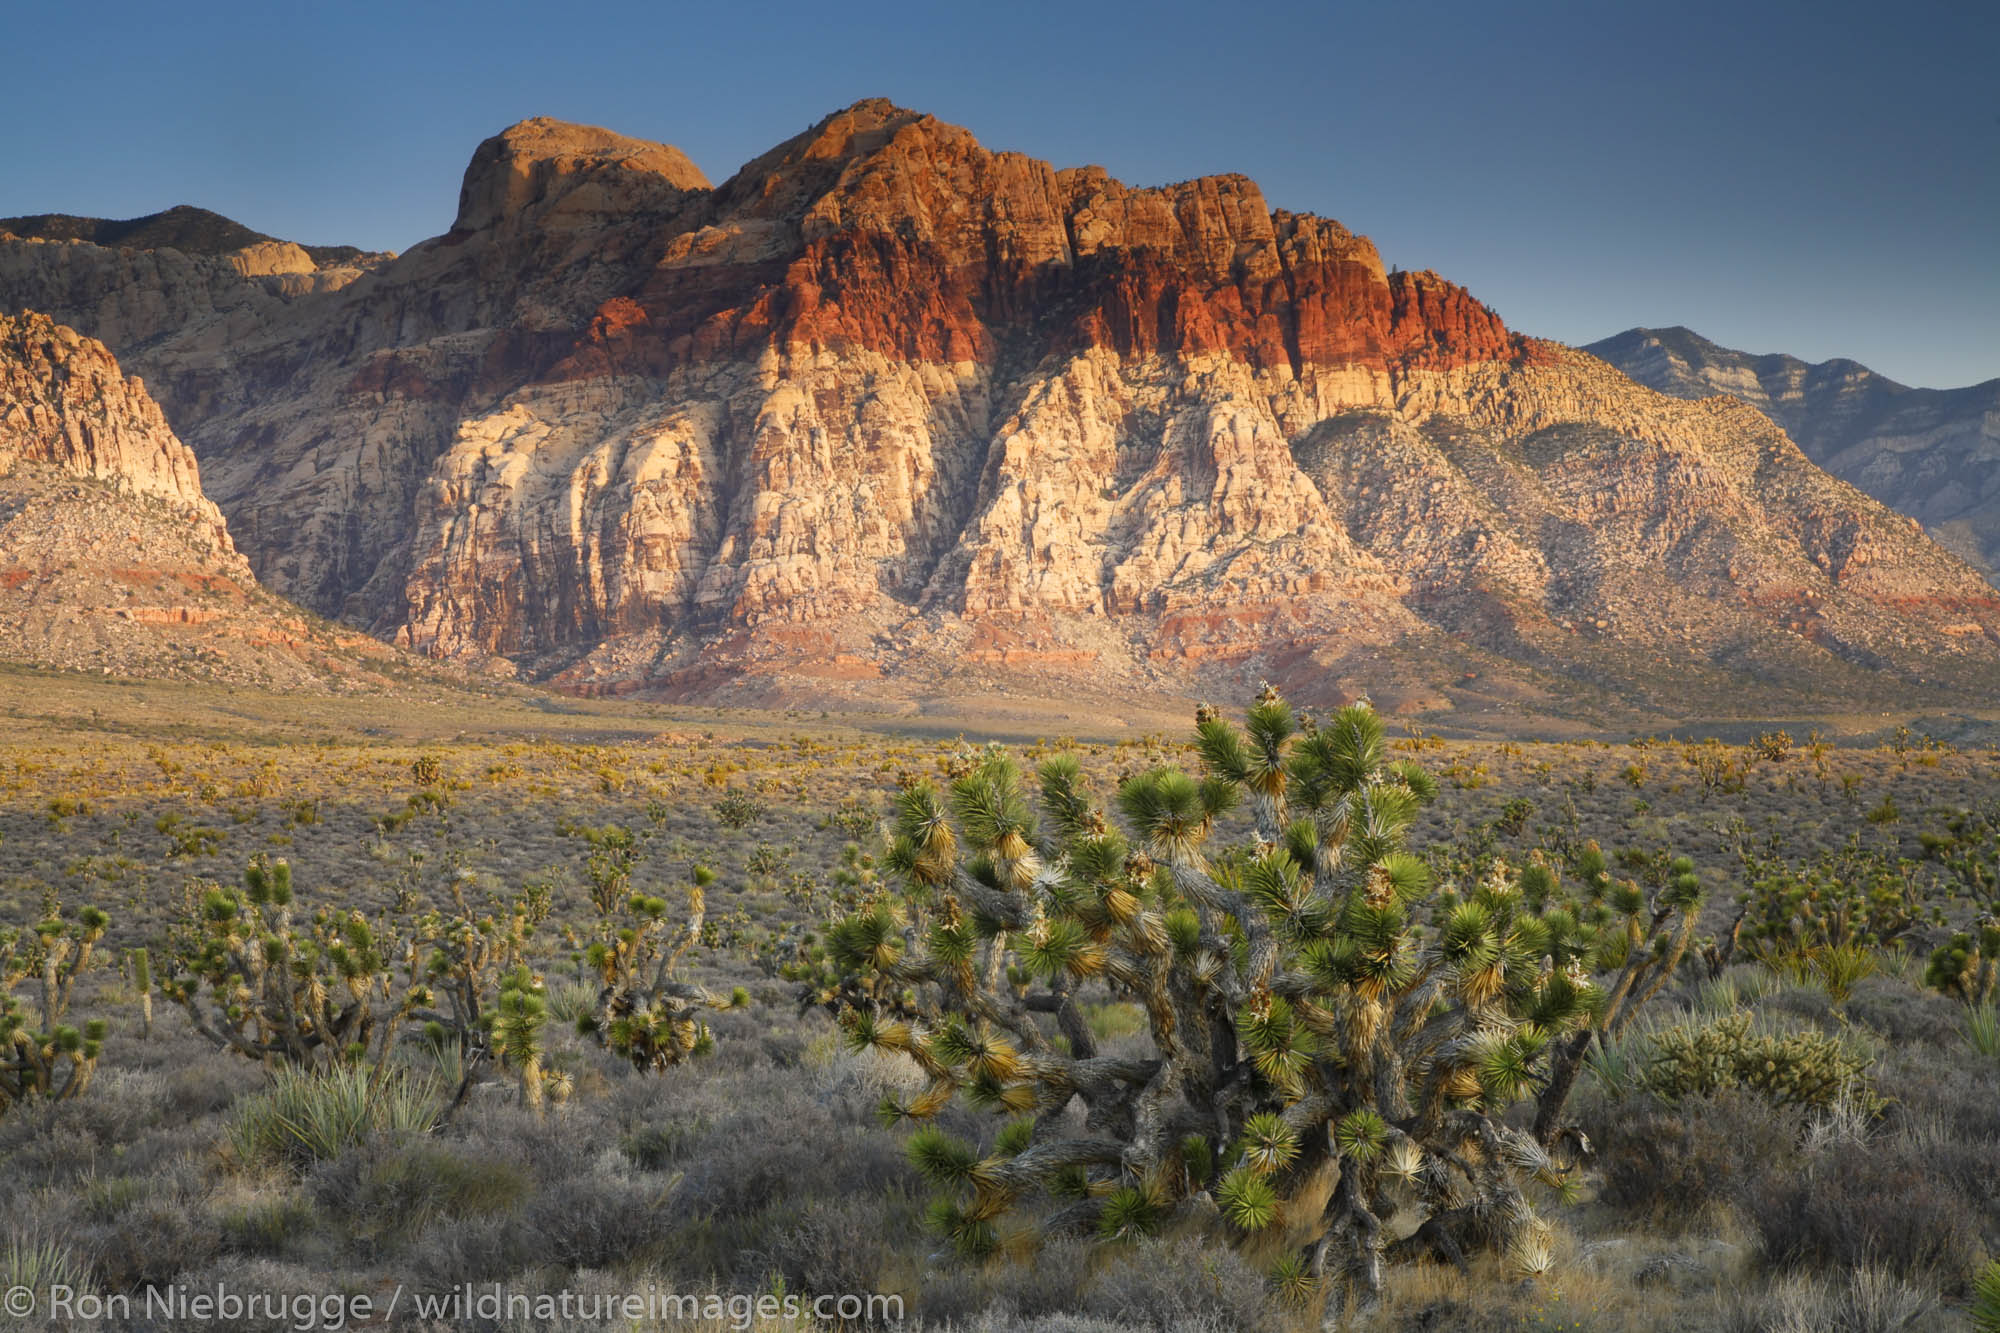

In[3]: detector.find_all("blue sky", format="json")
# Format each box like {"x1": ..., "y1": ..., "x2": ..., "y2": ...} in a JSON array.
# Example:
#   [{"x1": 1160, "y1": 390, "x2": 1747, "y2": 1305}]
[{"x1": 4, "y1": 0, "x2": 1994, "y2": 388}]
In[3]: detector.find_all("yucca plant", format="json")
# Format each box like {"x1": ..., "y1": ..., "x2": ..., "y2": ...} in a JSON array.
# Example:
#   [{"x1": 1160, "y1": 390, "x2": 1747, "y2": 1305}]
[
  {"x1": 227, "y1": 1062, "x2": 442, "y2": 1172},
  {"x1": 1807, "y1": 942, "x2": 1879, "y2": 1006},
  {"x1": 1965, "y1": 1002, "x2": 2000, "y2": 1060},
  {"x1": 3, "y1": 1232, "x2": 94, "y2": 1301},
  {"x1": 828, "y1": 690, "x2": 1704, "y2": 1310},
  {"x1": 1972, "y1": 1259, "x2": 2000, "y2": 1333}
]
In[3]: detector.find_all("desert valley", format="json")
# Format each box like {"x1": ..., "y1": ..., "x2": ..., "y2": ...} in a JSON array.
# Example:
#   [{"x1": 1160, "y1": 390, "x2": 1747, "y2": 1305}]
[{"x1": 2, "y1": 25, "x2": 1998, "y2": 1333}]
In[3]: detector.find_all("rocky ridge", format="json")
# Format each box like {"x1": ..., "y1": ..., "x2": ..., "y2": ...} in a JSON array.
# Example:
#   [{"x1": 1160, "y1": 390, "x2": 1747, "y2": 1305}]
[
  {"x1": 3, "y1": 103, "x2": 1997, "y2": 721},
  {"x1": 0, "y1": 312, "x2": 404, "y2": 687},
  {"x1": 1588, "y1": 326, "x2": 2000, "y2": 581}
]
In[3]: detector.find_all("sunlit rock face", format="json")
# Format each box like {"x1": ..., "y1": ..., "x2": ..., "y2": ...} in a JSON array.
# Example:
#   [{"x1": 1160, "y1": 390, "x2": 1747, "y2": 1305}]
[
  {"x1": 0, "y1": 311, "x2": 404, "y2": 686},
  {"x1": 4, "y1": 104, "x2": 1997, "y2": 715}
]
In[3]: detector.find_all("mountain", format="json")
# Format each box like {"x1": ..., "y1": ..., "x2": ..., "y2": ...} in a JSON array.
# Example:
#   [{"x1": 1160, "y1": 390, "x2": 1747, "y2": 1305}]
[
  {"x1": 1586, "y1": 326, "x2": 2000, "y2": 580},
  {"x1": 2, "y1": 101, "x2": 1996, "y2": 722},
  {"x1": 0, "y1": 204, "x2": 392, "y2": 413},
  {"x1": 0, "y1": 204, "x2": 385, "y2": 268},
  {"x1": 0, "y1": 310, "x2": 406, "y2": 686}
]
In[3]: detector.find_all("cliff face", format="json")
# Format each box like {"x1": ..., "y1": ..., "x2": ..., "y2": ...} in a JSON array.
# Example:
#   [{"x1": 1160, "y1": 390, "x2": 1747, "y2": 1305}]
[
  {"x1": 1587, "y1": 326, "x2": 2000, "y2": 581},
  {"x1": 0, "y1": 312, "x2": 399, "y2": 686},
  {"x1": 4, "y1": 104, "x2": 1998, "y2": 720},
  {"x1": 0, "y1": 310, "x2": 239, "y2": 554}
]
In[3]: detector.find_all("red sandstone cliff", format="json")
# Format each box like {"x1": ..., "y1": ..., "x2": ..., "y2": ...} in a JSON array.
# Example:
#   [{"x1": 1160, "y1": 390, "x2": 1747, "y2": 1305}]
[{"x1": 2, "y1": 101, "x2": 1995, "y2": 720}]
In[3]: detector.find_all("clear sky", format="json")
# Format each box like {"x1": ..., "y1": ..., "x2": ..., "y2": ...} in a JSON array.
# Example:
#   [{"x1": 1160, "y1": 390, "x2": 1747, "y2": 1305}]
[{"x1": 4, "y1": 0, "x2": 1994, "y2": 388}]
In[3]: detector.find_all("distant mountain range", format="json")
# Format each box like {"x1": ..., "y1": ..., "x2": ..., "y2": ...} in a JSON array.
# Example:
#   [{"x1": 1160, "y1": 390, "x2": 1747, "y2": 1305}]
[
  {"x1": 2, "y1": 103, "x2": 1997, "y2": 723},
  {"x1": 0, "y1": 204, "x2": 385, "y2": 269},
  {"x1": 1587, "y1": 326, "x2": 2000, "y2": 580}
]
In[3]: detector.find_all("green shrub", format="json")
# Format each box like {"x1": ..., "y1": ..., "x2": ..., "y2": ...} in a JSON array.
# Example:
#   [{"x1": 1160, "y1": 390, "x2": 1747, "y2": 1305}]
[
  {"x1": 314, "y1": 1140, "x2": 528, "y2": 1241},
  {"x1": 218, "y1": 1196, "x2": 317, "y2": 1256},
  {"x1": 1597, "y1": 1088, "x2": 1802, "y2": 1218},
  {"x1": 1745, "y1": 1136, "x2": 1983, "y2": 1283}
]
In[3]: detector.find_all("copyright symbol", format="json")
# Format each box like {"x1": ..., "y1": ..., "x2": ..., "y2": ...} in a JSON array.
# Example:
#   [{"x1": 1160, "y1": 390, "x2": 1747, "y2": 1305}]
[{"x1": 3, "y1": 1286, "x2": 34, "y2": 1317}]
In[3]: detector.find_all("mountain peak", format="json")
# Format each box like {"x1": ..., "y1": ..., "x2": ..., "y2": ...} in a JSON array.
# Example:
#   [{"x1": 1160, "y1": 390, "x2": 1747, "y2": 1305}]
[
  {"x1": 0, "y1": 204, "x2": 377, "y2": 267},
  {"x1": 712, "y1": 98, "x2": 948, "y2": 219},
  {"x1": 453, "y1": 117, "x2": 711, "y2": 232}
]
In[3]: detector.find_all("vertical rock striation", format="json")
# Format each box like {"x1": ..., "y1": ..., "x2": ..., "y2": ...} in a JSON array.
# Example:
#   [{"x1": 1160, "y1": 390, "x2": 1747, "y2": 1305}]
[{"x1": 3, "y1": 104, "x2": 1997, "y2": 718}]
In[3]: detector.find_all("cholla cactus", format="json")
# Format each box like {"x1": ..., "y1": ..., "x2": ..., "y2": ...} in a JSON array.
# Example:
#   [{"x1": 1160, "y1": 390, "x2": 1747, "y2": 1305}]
[
  {"x1": 1641, "y1": 1011, "x2": 1879, "y2": 1114},
  {"x1": 1, "y1": 900, "x2": 113, "y2": 1115},
  {"x1": 826, "y1": 694, "x2": 1702, "y2": 1309},
  {"x1": 577, "y1": 866, "x2": 738, "y2": 1071}
]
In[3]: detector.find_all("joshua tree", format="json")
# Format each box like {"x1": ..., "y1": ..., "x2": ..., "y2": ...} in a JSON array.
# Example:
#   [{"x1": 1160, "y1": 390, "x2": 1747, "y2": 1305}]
[
  {"x1": 2, "y1": 897, "x2": 113, "y2": 1114},
  {"x1": 573, "y1": 865, "x2": 738, "y2": 1070},
  {"x1": 408, "y1": 871, "x2": 552, "y2": 1107},
  {"x1": 490, "y1": 965, "x2": 553, "y2": 1109},
  {"x1": 1529, "y1": 844, "x2": 1705, "y2": 1142},
  {"x1": 162, "y1": 857, "x2": 422, "y2": 1077},
  {"x1": 163, "y1": 856, "x2": 559, "y2": 1107},
  {"x1": 1926, "y1": 920, "x2": 1999, "y2": 1005},
  {"x1": 562, "y1": 821, "x2": 645, "y2": 915},
  {"x1": 825, "y1": 690, "x2": 1702, "y2": 1314}
]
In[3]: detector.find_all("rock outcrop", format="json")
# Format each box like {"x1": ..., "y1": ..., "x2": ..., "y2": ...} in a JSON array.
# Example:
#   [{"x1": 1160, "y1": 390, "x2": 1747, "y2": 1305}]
[
  {"x1": 1588, "y1": 326, "x2": 2000, "y2": 582},
  {"x1": 0, "y1": 312, "x2": 401, "y2": 686},
  {"x1": 4, "y1": 104, "x2": 1998, "y2": 721},
  {"x1": 0, "y1": 310, "x2": 238, "y2": 549}
]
